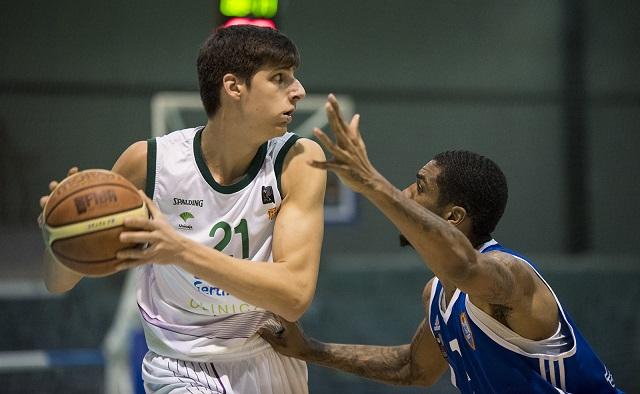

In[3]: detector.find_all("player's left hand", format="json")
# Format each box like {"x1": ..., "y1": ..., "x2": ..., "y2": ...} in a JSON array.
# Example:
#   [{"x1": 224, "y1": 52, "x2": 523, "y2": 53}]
[
  {"x1": 310, "y1": 94, "x2": 383, "y2": 195},
  {"x1": 258, "y1": 316, "x2": 317, "y2": 360},
  {"x1": 116, "y1": 191, "x2": 189, "y2": 269}
]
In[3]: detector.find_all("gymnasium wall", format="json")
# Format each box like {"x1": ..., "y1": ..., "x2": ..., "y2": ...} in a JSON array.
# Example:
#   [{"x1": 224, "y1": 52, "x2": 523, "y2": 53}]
[
  {"x1": 0, "y1": 0, "x2": 638, "y2": 392},
  {"x1": 1, "y1": 0, "x2": 638, "y2": 255}
]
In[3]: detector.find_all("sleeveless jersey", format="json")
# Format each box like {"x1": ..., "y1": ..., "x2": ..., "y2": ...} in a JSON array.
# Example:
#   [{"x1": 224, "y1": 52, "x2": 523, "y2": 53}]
[
  {"x1": 138, "y1": 127, "x2": 300, "y2": 361},
  {"x1": 428, "y1": 240, "x2": 622, "y2": 393}
]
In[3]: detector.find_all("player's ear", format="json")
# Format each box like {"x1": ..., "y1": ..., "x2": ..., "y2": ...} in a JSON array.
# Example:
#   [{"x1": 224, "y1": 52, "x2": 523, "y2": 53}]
[
  {"x1": 446, "y1": 205, "x2": 467, "y2": 226},
  {"x1": 222, "y1": 73, "x2": 243, "y2": 100}
]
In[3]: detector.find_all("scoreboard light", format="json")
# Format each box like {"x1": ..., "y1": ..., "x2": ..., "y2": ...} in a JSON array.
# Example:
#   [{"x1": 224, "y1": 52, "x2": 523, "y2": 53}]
[
  {"x1": 218, "y1": 0, "x2": 279, "y2": 29},
  {"x1": 222, "y1": 18, "x2": 276, "y2": 29}
]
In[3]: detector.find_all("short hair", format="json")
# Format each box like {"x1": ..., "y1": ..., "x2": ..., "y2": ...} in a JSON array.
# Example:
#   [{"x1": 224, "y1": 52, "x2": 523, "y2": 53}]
[
  {"x1": 432, "y1": 151, "x2": 508, "y2": 241},
  {"x1": 197, "y1": 25, "x2": 301, "y2": 118}
]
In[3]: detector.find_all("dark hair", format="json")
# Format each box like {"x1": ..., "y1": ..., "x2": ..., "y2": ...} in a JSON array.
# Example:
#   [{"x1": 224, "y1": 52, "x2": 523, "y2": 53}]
[
  {"x1": 197, "y1": 25, "x2": 300, "y2": 117},
  {"x1": 433, "y1": 151, "x2": 508, "y2": 242}
]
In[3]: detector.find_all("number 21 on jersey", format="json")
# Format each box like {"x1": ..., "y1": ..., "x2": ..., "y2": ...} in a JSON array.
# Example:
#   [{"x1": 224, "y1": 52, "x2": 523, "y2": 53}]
[{"x1": 209, "y1": 219, "x2": 249, "y2": 259}]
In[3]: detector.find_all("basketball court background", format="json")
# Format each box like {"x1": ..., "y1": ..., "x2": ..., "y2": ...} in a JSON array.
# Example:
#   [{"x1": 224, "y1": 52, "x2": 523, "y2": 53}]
[{"x1": 1, "y1": 0, "x2": 639, "y2": 392}]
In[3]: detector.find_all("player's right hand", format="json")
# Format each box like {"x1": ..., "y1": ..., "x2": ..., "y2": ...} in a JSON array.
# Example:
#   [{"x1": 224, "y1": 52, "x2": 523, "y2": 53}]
[
  {"x1": 38, "y1": 167, "x2": 79, "y2": 226},
  {"x1": 258, "y1": 316, "x2": 316, "y2": 360}
]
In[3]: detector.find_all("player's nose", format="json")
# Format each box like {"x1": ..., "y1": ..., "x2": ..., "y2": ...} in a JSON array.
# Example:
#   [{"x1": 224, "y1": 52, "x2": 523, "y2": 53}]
[{"x1": 290, "y1": 79, "x2": 306, "y2": 102}]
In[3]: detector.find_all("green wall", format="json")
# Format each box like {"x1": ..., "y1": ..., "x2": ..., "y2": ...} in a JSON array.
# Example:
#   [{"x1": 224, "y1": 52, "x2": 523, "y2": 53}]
[{"x1": 2, "y1": 0, "x2": 638, "y2": 254}]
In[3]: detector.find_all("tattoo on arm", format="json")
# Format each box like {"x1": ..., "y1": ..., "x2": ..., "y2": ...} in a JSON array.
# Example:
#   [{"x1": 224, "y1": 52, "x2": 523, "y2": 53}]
[
  {"x1": 309, "y1": 341, "x2": 415, "y2": 385},
  {"x1": 307, "y1": 318, "x2": 442, "y2": 386}
]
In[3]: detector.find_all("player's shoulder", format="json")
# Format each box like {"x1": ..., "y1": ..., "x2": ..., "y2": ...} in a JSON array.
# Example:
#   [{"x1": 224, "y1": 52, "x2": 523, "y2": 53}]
[
  {"x1": 278, "y1": 136, "x2": 326, "y2": 199},
  {"x1": 421, "y1": 277, "x2": 438, "y2": 306},
  {"x1": 282, "y1": 136, "x2": 325, "y2": 164},
  {"x1": 488, "y1": 249, "x2": 539, "y2": 277},
  {"x1": 483, "y1": 249, "x2": 520, "y2": 264},
  {"x1": 157, "y1": 127, "x2": 199, "y2": 143},
  {"x1": 280, "y1": 136, "x2": 324, "y2": 179},
  {"x1": 117, "y1": 140, "x2": 148, "y2": 165},
  {"x1": 112, "y1": 140, "x2": 148, "y2": 189}
]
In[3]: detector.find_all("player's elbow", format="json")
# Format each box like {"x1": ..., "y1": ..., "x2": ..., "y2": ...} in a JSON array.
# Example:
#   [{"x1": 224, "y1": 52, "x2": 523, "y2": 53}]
[
  {"x1": 402, "y1": 365, "x2": 441, "y2": 387},
  {"x1": 43, "y1": 265, "x2": 82, "y2": 294},
  {"x1": 43, "y1": 248, "x2": 82, "y2": 294},
  {"x1": 280, "y1": 287, "x2": 314, "y2": 322},
  {"x1": 44, "y1": 278, "x2": 75, "y2": 294},
  {"x1": 280, "y1": 295, "x2": 310, "y2": 322},
  {"x1": 278, "y1": 307, "x2": 303, "y2": 323},
  {"x1": 413, "y1": 371, "x2": 440, "y2": 387}
]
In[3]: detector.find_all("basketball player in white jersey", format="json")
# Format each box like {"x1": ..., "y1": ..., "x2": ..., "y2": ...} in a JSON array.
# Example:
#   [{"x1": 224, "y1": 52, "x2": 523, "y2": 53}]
[
  {"x1": 41, "y1": 26, "x2": 326, "y2": 393},
  {"x1": 259, "y1": 95, "x2": 622, "y2": 393}
]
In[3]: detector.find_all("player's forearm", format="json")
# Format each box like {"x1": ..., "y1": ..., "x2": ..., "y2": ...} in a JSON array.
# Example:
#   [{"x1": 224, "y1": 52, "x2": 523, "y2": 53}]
[
  {"x1": 363, "y1": 176, "x2": 476, "y2": 281},
  {"x1": 302, "y1": 340, "x2": 422, "y2": 386},
  {"x1": 178, "y1": 242, "x2": 314, "y2": 321}
]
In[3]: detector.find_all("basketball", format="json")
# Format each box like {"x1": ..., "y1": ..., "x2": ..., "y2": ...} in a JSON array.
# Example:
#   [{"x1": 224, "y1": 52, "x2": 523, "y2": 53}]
[{"x1": 42, "y1": 169, "x2": 148, "y2": 276}]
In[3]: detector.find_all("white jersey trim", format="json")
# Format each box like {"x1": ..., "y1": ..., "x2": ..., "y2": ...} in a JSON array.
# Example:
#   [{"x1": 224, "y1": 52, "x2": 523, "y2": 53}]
[
  {"x1": 464, "y1": 249, "x2": 578, "y2": 361},
  {"x1": 427, "y1": 278, "x2": 439, "y2": 338},
  {"x1": 439, "y1": 288, "x2": 461, "y2": 324}
]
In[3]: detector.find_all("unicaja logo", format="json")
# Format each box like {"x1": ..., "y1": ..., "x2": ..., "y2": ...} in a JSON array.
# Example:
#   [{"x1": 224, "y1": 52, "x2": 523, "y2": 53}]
[
  {"x1": 178, "y1": 212, "x2": 194, "y2": 230},
  {"x1": 179, "y1": 212, "x2": 194, "y2": 222}
]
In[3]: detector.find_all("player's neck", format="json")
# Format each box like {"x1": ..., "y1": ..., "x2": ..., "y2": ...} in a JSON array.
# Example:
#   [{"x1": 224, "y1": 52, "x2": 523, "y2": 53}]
[{"x1": 200, "y1": 119, "x2": 265, "y2": 186}]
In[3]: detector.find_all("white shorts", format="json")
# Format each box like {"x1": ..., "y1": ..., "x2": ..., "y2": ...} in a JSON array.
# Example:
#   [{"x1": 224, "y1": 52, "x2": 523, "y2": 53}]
[{"x1": 141, "y1": 337, "x2": 308, "y2": 394}]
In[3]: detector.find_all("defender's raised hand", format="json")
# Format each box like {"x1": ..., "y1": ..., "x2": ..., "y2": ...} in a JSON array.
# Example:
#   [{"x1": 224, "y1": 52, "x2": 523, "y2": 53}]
[{"x1": 310, "y1": 94, "x2": 383, "y2": 194}]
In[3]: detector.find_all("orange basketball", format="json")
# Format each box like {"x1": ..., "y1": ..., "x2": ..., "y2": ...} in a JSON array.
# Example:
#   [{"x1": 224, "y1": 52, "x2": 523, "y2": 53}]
[{"x1": 42, "y1": 169, "x2": 148, "y2": 276}]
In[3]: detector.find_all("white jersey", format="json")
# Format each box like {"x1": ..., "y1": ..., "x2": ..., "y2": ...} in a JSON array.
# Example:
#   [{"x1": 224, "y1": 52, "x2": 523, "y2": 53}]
[{"x1": 138, "y1": 126, "x2": 300, "y2": 361}]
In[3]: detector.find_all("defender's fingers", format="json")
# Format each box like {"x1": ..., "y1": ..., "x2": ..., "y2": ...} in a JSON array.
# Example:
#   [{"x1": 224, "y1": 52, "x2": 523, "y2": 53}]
[
  {"x1": 258, "y1": 328, "x2": 281, "y2": 344},
  {"x1": 327, "y1": 93, "x2": 343, "y2": 118},
  {"x1": 40, "y1": 196, "x2": 49, "y2": 209},
  {"x1": 327, "y1": 94, "x2": 351, "y2": 132},
  {"x1": 48, "y1": 180, "x2": 59, "y2": 192},
  {"x1": 313, "y1": 128, "x2": 339, "y2": 153},
  {"x1": 67, "y1": 167, "x2": 79, "y2": 177},
  {"x1": 309, "y1": 160, "x2": 329, "y2": 170},
  {"x1": 348, "y1": 114, "x2": 362, "y2": 141},
  {"x1": 326, "y1": 103, "x2": 349, "y2": 147},
  {"x1": 310, "y1": 161, "x2": 351, "y2": 175}
]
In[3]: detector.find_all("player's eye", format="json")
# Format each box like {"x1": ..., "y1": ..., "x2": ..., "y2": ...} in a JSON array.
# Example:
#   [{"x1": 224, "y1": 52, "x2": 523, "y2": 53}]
[{"x1": 273, "y1": 73, "x2": 283, "y2": 83}]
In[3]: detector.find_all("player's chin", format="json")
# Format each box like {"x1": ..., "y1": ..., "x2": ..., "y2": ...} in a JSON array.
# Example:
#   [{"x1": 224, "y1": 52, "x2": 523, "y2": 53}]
[{"x1": 270, "y1": 125, "x2": 288, "y2": 137}]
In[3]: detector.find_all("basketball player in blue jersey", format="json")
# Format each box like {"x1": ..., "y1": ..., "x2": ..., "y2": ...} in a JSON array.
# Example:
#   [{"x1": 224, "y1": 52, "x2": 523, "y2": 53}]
[
  {"x1": 259, "y1": 95, "x2": 623, "y2": 393},
  {"x1": 40, "y1": 26, "x2": 326, "y2": 393}
]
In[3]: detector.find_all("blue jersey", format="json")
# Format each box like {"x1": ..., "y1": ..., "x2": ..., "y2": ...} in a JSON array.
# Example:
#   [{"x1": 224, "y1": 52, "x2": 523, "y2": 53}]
[{"x1": 427, "y1": 240, "x2": 622, "y2": 393}]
